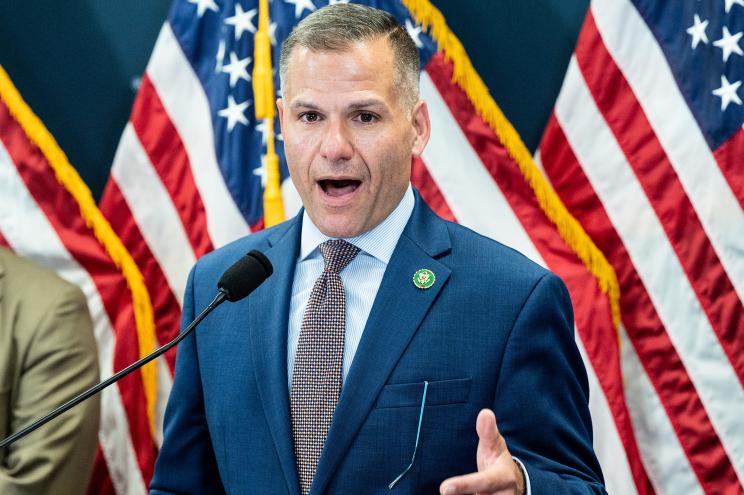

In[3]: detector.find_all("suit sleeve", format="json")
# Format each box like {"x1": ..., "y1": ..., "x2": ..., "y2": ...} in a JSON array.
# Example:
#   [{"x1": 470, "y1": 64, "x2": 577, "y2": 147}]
[
  {"x1": 493, "y1": 273, "x2": 607, "y2": 494},
  {"x1": 0, "y1": 284, "x2": 100, "y2": 495},
  {"x1": 150, "y1": 265, "x2": 226, "y2": 494}
]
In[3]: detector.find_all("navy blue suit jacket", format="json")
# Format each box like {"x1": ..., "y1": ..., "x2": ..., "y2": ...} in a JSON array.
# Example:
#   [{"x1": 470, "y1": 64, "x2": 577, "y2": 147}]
[{"x1": 151, "y1": 195, "x2": 606, "y2": 494}]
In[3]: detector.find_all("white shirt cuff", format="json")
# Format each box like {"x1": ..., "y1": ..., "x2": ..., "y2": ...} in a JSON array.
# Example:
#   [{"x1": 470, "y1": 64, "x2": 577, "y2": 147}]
[{"x1": 512, "y1": 457, "x2": 532, "y2": 495}]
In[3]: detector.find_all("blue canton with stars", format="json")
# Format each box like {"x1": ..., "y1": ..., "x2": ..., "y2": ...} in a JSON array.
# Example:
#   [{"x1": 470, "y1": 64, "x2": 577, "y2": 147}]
[
  {"x1": 167, "y1": 0, "x2": 438, "y2": 226},
  {"x1": 632, "y1": 0, "x2": 744, "y2": 149}
]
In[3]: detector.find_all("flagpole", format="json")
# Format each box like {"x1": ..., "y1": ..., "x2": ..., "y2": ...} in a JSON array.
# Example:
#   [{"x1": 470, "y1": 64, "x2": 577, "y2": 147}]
[{"x1": 253, "y1": 0, "x2": 284, "y2": 228}]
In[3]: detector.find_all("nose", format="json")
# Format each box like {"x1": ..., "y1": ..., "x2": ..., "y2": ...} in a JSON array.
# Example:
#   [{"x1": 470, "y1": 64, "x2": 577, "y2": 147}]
[{"x1": 319, "y1": 117, "x2": 354, "y2": 162}]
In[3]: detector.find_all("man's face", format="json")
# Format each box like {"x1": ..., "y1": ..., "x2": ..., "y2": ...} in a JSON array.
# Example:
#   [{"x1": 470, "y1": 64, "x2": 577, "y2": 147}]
[{"x1": 278, "y1": 37, "x2": 430, "y2": 238}]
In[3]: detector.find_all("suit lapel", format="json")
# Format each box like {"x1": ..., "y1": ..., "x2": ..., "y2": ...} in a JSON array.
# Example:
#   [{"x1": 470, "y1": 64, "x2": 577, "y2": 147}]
[
  {"x1": 249, "y1": 216, "x2": 302, "y2": 495},
  {"x1": 310, "y1": 198, "x2": 452, "y2": 495}
]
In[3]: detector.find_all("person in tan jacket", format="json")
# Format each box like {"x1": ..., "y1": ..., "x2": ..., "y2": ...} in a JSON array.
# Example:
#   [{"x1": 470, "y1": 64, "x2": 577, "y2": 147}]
[{"x1": 0, "y1": 247, "x2": 100, "y2": 494}]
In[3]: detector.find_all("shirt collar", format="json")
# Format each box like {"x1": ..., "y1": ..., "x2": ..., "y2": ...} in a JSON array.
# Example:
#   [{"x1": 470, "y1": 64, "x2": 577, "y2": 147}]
[{"x1": 299, "y1": 184, "x2": 415, "y2": 264}]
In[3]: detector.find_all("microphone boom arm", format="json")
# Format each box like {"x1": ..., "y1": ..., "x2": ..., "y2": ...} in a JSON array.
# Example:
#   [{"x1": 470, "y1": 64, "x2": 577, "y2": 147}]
[{"x1": 0, "y1": 289, "x2": 228, "y2": 450}]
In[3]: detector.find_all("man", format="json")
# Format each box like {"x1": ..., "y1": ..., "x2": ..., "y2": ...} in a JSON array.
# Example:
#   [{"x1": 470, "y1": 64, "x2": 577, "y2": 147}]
[
  {"x1": 151, "y1": 4, "x2": 605, "y2": 494},
  {"x1": 0, "y1": 247, "x2": 100, "y2": 494}
]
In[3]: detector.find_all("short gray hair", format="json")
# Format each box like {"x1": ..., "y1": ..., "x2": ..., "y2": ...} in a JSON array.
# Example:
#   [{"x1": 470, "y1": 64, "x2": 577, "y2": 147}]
[{"x1": 279, "y1": 4, "x2": 420, "y2": 110}]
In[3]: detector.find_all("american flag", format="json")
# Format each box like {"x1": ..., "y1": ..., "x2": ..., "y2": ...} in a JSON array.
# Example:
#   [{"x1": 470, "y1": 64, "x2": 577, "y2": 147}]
[
  {"x1": 7, "y1": 0, "x2": 733, "y2": 493},
  {"x1": 0, "y1": 64, "x2": 157, "y2": 495},
  {"x1": 98, "y1": 0, "x2": 630, "y2": 492},
  {"x1": 538, "y1": 0, "x2": 744, "y2": 493}
]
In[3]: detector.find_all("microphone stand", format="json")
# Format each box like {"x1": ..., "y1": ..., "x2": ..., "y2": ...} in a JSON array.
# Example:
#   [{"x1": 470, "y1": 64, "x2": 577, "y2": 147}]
[{"x1": 0, "y1": 289, "x2": 228, "y2": 450}]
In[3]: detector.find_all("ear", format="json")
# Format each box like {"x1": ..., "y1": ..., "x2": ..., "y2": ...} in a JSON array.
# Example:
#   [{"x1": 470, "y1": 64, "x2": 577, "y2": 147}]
[
  {"x1": 276, "y1": 97, "x2": 285, "y2": 132},
  {"x1": 411, "y1": 100, "x2": 431, "y2": 157}
]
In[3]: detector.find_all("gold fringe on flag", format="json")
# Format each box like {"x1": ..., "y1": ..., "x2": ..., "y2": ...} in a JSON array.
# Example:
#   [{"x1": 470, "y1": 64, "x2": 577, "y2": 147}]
[
  {"x1": 401, "y1": 0, "x2": 622, "y2": 331},
  {"x1": 253, "y1": 0, "x2": 285, "y2": 228},
  {"x1": 0, "y1": 65, "x2": 160, "y2": 434}
]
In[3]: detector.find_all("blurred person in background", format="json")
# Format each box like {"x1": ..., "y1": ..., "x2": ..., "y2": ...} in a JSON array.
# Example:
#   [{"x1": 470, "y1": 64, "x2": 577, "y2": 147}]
[{"x1": 0, "y1": 247, "x2": 100, "y2": 494}]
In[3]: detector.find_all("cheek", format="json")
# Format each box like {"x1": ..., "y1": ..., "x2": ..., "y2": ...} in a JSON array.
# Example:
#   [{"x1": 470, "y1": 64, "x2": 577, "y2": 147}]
[
  {"x1": 367, "y1": 134, "x2": 412, "y2": 182},
  {"x1": 284, "y1": 132, "x2": 317, "y2": 177}
]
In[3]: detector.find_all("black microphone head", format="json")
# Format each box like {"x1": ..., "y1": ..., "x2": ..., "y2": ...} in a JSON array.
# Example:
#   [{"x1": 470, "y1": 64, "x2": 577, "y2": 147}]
[{"x1": 217, "y1": 250, "x2": 273, "y2": 302}]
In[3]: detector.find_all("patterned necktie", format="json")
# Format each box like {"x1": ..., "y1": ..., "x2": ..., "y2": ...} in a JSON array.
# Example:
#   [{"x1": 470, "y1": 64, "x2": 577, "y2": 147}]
[{"x1": 290, "y1": 239, "x2": 360, "y2": 495}]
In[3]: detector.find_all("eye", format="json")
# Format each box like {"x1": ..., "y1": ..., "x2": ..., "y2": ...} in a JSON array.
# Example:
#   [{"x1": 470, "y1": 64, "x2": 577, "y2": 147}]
[
  {"x1": 355, "y1": 112, "x2": 378, "y2": 124},
  {"x1": 299, "y1": 112, "x2": 320, "y2": 123}
]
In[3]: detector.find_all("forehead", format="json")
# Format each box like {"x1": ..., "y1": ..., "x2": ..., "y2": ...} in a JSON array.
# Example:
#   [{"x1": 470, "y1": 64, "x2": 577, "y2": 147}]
[{"x1": 283, "y1": 37, "x2": 397, "y2": 102}]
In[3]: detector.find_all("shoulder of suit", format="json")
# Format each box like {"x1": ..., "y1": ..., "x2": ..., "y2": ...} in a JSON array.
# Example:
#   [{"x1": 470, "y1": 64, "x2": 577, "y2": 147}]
[
  {"x1": 193, "y1": 217, "x2": 297, "y2": 274},
  {"x1": 0, "y1": 247, "x2": 86, "y2": 308},
  {"x1": 441, "y1": 220, "x2": 552, "y2": 283}
]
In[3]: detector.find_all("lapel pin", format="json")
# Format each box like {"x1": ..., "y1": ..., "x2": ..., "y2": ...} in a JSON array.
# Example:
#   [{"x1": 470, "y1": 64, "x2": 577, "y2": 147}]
[{"x1": 412, "y1": 268, "x2": 436, "y2": 290}]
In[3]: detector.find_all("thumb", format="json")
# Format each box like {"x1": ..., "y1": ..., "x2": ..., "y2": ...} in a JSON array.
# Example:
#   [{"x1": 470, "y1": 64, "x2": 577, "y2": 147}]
[{"x1": 476, "y1": 409, "x2": 506, "y2": 469}]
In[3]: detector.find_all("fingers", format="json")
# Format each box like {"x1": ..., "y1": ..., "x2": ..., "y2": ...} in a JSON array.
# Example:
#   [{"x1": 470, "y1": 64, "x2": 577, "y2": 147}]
[
  {"x1": 476, "y1": 409, "x2": 506, "y2": 464},
  {"x1": 438, "y1": 409, "x2": 517, "y2": 495},
  {"x1": 439, "y1": 469, "x2": 515, "y2": 495}
]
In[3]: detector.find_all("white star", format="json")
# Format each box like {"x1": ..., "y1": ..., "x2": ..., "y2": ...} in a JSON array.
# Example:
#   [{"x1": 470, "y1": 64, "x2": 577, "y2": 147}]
[
  {"x1": 328, "y1": 0, "x2": 350, "y2": 4},
  {"x1": 225, "y1": 4, "x2": 257, "y2": 40},
  {"x1": 222, "y1": 52, "x2": 251, "y2": 87},
  {"x1": 254, "y1": 155, "x2": 268, "y2": 187},
  {"x1": 269, "y1": 22, "x2": 278, "y2": 46},
  {"x1": 725, "y1": 0, "x2": 744, "y2": 13},
  {"x1": 187, "y1": 0, "x2": 218, "y2": 18},
  {"x1": 405, "y1": 19, "x2": 423, "y2": 48},
  {"x1": 686, "y1": 14, "x2": 709, "y2": 49},
  {"x1": 218, "y1": 95, "x2": 251, "y2": 131},
  {"x1": 215, "y1": 39, "x2": 226, "y2": 73},
  {"x1": 284, "y1": 0, "x2": 316, "y2": 18},
  {"x1": 256, "y1": 119, "x2": 283, "y2": 145},
  {"x1": 713, "y1": 26, "x2": 743, "y2": 62},
  {"x1": 712, "y1": 75, "x2": 742, "y2": 111},
  {"x1": 256, "y1": 119, "x2": 270, "y2": 145}
]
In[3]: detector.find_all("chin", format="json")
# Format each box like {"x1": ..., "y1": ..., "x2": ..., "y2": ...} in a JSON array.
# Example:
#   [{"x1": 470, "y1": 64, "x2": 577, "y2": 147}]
[{"x1": 316, "y1": 218, "x2": 364, "y2": 239}]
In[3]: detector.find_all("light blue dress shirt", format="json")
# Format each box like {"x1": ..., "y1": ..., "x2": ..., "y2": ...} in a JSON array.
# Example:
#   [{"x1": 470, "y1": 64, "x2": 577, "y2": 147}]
[
  {"x1": 285, "y1": 184, "x2": 532, "y2": 494},
  {"x1": 287, "y1": 185, "x2": 415, "y2": 386}
]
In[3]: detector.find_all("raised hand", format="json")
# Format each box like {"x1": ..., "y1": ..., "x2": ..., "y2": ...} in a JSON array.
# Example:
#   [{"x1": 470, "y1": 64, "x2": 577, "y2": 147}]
[{"x1": 439, "y1": 409, "x2": 525, "y2": 495}]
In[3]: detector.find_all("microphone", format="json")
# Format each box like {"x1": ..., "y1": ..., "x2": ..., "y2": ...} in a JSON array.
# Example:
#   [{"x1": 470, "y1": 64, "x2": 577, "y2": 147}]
[
  {"x1": 0, "y1": 250, "x2": 272, "y2": 449},
  {"x1": 218, "y1": 249, "x2": 272, "y2": 301}
]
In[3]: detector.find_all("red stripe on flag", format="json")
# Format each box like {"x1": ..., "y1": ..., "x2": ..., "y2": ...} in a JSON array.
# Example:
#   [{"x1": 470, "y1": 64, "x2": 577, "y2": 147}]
[
  {"x1": 0, "y1": 228, "x2": 9, "y2": 248},
  {"x1": 101, "y1": 179, "x2": 181, "y2": 370},
  {"x1": 251, "y1": 217, "x2": 265, "y2": 232},
  {"x1": 411, "y1": 156, "x2": 457, "y2": 222},
  {"x1": 425, "y1": 53, "x2": 653, "y2": 494},
  {"x1": 0, "y1": 100, "x2": 159, "y2": 487},
  {"x1": 130, "y1": 74, "x2": 214, "y2": 257},
  {"x1": 86, "y1": 446, "x2": 117, "y2": 495},
  {"x1": 713, "y1": 128, "x2": 744, "y2": 210},
  {"x1": 577, "y1": 13, "x2": 744, "y2": 387},
  {"x1": 540, "y1": 112, "x2": 741, "y2": 493}
]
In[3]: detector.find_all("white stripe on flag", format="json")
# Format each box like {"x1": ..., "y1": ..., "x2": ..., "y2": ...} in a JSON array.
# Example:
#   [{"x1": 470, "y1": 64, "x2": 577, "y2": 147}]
[
  {"x1": 281, "y1": 177, "x2": 303, "y2": 220},
  {"x1": 555, "y1": 57, "x2": 744, "y2": 482},
  {"x1": 111, "y1": 124, "x2": 195, "y2": 305},
  {"x1": 575, "y1": 337, "x2": 638, "y2": 495},
  {"x1": 419, "y1": 73, "x2": 544, "y2": 267},
  {"x1": 591, "y1": 0, "x2": 744, "y2": 303},
  {"x1": 147, "y1": 22, "x2": 250, "y2": 248},
  {"x1": 154, "y1": 355, "x2": 172, "y2": 448},
  {"x1": 619, "y1": 324, "x2": 703, "y2": 495},
  {"x1": 0, "y1": 141, "x2": 147, "y2": 495}
]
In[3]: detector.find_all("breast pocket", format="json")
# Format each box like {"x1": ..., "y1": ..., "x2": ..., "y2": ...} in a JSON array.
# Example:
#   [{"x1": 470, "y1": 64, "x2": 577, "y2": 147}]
[{"x1": 374, "y1": 378, "x2": 471, "y2": 409}]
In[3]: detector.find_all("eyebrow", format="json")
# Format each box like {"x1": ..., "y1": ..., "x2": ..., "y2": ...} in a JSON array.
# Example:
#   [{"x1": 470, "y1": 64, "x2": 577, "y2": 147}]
[
  {"x1": 289, "y1": 99, "x2": 387, "y2": 112},
  {"x1": 347, "y1": 99, "x2": 386, "y2": 111},
  {"x1": 290, "y1": 99, "x2": 321, "y2": 111}
]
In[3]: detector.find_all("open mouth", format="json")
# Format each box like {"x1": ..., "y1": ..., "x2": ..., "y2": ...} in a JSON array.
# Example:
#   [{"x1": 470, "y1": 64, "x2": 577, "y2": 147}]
[{"x1": 318, "y1": 179, "x2": 361, "y2": 198}]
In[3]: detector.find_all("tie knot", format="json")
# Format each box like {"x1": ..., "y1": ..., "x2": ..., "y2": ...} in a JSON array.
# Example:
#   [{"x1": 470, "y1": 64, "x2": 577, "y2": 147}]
[{"x1": 319, "y1": 239, "x2": 360, "y2": 275}]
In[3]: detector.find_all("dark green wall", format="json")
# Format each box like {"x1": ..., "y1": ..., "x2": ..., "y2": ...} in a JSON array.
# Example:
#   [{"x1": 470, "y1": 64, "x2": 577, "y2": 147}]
[{"x1": 0, "y1": 1, "x2": 588, "y2": 200}]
